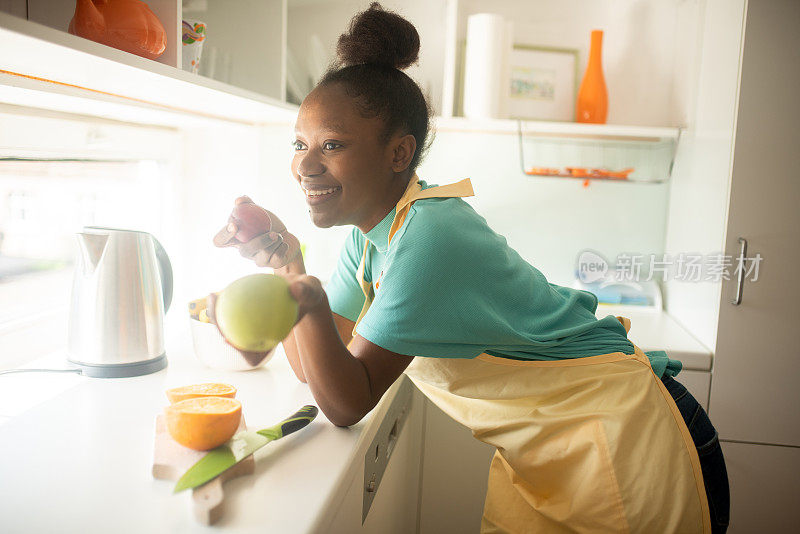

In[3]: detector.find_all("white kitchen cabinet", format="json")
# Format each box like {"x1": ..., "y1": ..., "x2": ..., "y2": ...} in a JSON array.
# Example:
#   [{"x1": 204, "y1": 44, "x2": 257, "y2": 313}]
[
  {"x1": 316, "y1": 376, "x2": 425, "y2": 534},
  {"x1": 720, "y1": 441, "x2": 800, "y2": 533},
  {"x1": 666, "y1": 0, "x2": 800, "y2": 445},
  {"x1": 12, "y1": 0, "x2": 285, "y2": 98},
  {"x1": 26, "y1": 0, "x2": 181, "y2": 68},
  {"x1": 0, "y1": 10, "x2": 296, "y2": 126},
  {"x1": 418, "y1": 396, "x2": 494, "y2": 534},
  {"x1": 663, "y1": 0, "x2": 800, "y2": 528},
  {"x1": 706, "y1": 0, "x2": 800, "y2": 448},
  {"x1": 676, "y1": 370, "x2": 711, "y2": 411}
]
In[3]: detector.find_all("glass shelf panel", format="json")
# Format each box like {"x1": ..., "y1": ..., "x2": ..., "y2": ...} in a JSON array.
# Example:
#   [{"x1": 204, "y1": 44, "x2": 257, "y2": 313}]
[{"x1": 517, "y1": 121, "x2": 679, "y2": 184}]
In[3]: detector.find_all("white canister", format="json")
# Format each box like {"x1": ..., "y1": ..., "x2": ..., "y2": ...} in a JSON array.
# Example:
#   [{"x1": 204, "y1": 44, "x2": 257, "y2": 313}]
[{"x1": 463, "y1": 13, "x2": 513, "y2": 119}]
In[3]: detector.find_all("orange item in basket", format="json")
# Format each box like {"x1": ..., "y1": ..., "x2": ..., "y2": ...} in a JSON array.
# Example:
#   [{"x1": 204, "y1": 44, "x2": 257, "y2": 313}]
[
  {"x1": 165, "y1": 383, "x2": 237, "y2": 404},
  {"x1": 165, "y1": 397, "x2": 242, "y2": 451}
]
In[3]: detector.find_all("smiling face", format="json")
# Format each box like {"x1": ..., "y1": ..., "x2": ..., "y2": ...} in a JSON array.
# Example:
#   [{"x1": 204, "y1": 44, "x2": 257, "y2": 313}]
[{"x1": 291, "y1": 83, "x2": 412, "y2": 231}]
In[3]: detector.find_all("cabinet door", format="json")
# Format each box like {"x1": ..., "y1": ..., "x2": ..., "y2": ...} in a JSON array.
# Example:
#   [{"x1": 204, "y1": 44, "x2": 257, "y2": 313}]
[
  {"x1": 321, "y1": 382, "x2": 424, "y2": 534},
  {"x1": 710, "y1": 0, "x2": 800, "y2": 446},
  {"x1": 677, "y1": 370, "x2": 710, "y2": 411},
  {"x1": 721, "y1": 440, "x2": 800, "y2": 533},
  {"x1": 419, "y1": 397, "x2": 495, "y2": 534}
]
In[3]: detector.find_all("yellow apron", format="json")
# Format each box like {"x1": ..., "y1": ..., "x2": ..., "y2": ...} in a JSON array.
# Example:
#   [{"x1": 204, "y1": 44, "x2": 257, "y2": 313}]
[{"x1": 350, "y1": 176, "x2": 711, "y2": 533}]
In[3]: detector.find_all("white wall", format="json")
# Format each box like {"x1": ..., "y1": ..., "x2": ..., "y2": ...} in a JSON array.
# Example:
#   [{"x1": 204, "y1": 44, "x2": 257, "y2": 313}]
[
  {"x1": 288, "y1": 0, "x2": 703, "y2": 127},
  {"x1": 217, "y1": 121, "x2": 672, "y2": 290},
  {"x1": 418, "y1": 129, "x2": 671, "y2": 286},
  {"x1": 287, "y1": 0, "x2": 447, "y2": 113},
  {"x1": 457, "y1": 0, "x2": 702, "y2": 126}
]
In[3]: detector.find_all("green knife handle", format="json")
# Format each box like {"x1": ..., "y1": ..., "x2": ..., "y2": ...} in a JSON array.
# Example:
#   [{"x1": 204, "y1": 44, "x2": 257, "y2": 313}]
[{"x1": 258, "y1": 405, "x2": 318, "y2": 439}]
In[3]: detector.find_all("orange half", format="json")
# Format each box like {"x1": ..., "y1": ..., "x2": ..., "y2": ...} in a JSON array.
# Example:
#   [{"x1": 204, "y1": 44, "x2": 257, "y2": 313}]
[
  {"x1": 164, "y1": 397, "x2": 242, "y2": 451},
  {"x1": 165, "y1": 383, "x2": 237, "y2": 404}
]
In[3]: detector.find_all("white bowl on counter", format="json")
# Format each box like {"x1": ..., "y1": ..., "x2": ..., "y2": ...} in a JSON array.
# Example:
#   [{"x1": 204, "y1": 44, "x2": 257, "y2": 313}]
[{"x1": 189, "y1": 318, "x2": 276, "y2": 371}]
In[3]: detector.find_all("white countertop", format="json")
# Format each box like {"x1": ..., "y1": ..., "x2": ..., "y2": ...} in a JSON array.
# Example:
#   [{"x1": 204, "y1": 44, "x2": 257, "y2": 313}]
[
  {"x1": 595, "y1": 305, "x2": 713, "y2": 371},
  {"x1": 0, "y1": 306, "x2": 712, "y2": 533},
  {"x1": 0, "y1": 315, "x2": 397, "y2": 534}
]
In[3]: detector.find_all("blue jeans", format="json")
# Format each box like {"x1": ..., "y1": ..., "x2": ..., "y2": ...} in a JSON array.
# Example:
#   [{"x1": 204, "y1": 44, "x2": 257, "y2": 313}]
[{"x1": 662, "y1": 375, "x2": 730, "y2": 533}]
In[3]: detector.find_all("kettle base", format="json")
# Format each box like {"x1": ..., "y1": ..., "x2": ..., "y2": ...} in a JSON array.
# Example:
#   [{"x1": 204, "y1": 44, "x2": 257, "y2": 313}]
[{"x1": 68, "y1": 354, "x2": 167, "y2": 378}]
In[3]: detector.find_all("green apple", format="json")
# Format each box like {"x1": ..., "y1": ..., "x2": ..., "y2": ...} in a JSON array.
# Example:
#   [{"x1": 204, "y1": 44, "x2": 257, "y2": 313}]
[{"x1": 215, "y1": 274, "x2": 298, "y2": 352}]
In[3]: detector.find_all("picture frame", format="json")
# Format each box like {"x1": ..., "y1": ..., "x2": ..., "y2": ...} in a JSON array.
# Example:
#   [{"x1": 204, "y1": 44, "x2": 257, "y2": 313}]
[{"x1": 507, "y1": 45, "x2": 579, "y2": 122}]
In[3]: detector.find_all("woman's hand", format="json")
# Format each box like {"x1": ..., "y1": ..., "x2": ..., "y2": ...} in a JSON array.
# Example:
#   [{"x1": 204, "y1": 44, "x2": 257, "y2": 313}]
[
  {"x1": 204, "y1": 274, "x2": 324, "y2": 329},
  {"x1": 281, "y1": 273, "x2": 327, "y2": 321},
  {"x1": 204, "y1": 291, "x2": 272, "y2": 367},
  {"x1": 213, "y1": 196, "x2": 303, "y2": 270}
]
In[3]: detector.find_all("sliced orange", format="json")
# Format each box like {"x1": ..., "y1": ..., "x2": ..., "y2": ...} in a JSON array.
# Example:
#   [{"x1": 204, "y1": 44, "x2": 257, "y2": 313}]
[
  {"x1": 165, "y1": 383, "x2": 237, "y2": 404},
  {"x1": 165, "y1": 397, "x2": 242, "y2": 451}
]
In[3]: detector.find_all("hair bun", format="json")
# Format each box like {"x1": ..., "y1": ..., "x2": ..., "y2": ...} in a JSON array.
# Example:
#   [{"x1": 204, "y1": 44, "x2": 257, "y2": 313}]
[{"x1": 335, "y1": 2, "x2": 420, "y2": 70}]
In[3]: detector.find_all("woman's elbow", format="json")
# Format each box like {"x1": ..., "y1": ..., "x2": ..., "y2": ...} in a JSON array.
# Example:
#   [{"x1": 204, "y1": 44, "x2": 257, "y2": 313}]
[{"x1": 326, "y1": 407, "x2": 369, "y2": 427}]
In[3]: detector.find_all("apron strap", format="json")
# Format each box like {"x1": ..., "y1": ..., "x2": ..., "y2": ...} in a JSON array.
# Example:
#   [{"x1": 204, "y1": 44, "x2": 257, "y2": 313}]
[
  {"x1": 350, "y1": 176, "x2": 474, "y2": 338},
  {"x1": 352, "y1": 240, "x2": 373, "y2": 337},
  {"x1": 616, "y1": 316, "x2": 631, "y2": 334},
  {"x1": 388, "y1": 178, "x2": 473, "y2": 245}
]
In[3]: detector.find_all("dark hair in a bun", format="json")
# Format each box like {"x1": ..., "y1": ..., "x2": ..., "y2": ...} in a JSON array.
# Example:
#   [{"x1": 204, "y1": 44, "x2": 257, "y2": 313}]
[
  {"x1": 319, "y1": 2, "x2": 432, "y2": 174},
  {"x1": 336, "y1": 2, "x2": 419, "y2": 69}
]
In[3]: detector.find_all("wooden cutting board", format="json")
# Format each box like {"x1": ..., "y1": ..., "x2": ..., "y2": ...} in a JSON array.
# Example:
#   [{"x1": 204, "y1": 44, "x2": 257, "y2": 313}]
[{"x1": 152, "y1": 414, "x2": 255, "y2": 525}]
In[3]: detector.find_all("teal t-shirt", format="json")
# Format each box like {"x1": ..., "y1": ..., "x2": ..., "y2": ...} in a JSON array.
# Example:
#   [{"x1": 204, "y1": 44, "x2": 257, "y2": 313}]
[{"x1": 326, "y1": 180, "x2": 681, "y2": 377}]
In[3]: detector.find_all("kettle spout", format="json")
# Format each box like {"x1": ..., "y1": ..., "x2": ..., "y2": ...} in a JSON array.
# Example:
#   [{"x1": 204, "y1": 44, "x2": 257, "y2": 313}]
[
  {"x1": 77, "y1": 232, "x2": 109, "y2": 274},
  {"x1": 68, "y1": 0, "x2": 107, "y2": 40}
]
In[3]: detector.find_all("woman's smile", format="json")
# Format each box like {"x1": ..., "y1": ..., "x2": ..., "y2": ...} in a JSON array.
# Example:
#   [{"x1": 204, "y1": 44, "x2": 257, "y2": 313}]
[{"x1": 302, "y1": 184, "x2": 342, "y2": 206}]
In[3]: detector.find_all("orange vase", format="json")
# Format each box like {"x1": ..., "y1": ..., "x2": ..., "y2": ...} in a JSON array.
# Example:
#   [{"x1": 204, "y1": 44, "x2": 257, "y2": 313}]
[
  {"x1": 576, "y1": 30, "x2": 608, "y2": 124},
  {"x1": 68, "y1": 0, "x2": 167, "y2": 60}
]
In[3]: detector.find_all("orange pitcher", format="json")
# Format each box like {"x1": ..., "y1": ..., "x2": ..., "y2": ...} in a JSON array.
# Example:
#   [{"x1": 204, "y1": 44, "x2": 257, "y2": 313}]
[
  {"x1": 68, "y1": 0, "x2": 167, "y2": 60},
  {"x1": 576, "y1": 30, "x2": 608, "y2": 124}
]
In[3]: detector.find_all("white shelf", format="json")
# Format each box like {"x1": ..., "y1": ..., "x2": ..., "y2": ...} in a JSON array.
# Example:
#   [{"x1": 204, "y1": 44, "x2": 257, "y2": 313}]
[
  {"x1": 0, "y1": 12, "x2": 297, "y2": 126},
  {"x1": 434, "y1": 116, "x2": 680, "y2": 142},
  {"x1": 435, "y1": 116, "x2": 679, "y2": 184}
]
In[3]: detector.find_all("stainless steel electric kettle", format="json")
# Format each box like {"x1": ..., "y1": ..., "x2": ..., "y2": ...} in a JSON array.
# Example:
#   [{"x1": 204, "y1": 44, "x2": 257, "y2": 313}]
[{"x1": 68, "y1": 227, "x2": 173, "y2": 378}]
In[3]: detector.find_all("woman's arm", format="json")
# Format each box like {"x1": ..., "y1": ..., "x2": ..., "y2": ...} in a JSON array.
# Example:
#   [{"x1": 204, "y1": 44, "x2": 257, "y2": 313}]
[
  {"x1": 275, "y1": 259, "x2": 308, "y2": 383},
  {"x1": 276, "y1": 259, "x2": 366, "y2": 393},
  {"x1": 281, "y1": 312, "x2": 355, "y2": 384},
  {"x1": 288, "y1": 280, "x2": 413, "y2": 427}
]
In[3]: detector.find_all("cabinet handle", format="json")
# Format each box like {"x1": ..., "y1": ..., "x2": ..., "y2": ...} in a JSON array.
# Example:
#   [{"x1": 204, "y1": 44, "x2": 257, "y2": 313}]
[{"x1": 732, "y1": 237, "x2": 747, "y2": 305}]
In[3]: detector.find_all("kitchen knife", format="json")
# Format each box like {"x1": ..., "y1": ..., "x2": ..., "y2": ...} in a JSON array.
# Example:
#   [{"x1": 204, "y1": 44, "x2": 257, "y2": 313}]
[{"x1": 174, "y1": 405, "x2": 318, "y2": 493}]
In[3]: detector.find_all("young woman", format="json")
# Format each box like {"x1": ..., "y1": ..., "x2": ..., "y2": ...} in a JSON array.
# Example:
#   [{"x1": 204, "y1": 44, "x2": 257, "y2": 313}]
[{"x1": 214, "y1": 4, "x2": 729, "y2": 532}]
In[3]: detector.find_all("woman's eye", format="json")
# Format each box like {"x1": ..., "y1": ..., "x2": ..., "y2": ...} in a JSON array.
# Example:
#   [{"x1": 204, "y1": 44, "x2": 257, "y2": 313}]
[
  {"x1": 323, "y1": 142, "x2": 342, "y2": 150},
  {"x1": 292, "y1": 140, "x2": 306, "y2": 151}
]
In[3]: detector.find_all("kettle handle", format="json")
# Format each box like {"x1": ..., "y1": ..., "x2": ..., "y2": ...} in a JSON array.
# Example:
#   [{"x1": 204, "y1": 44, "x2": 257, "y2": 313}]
[{"x1": 152, "y1": 237, "x2": 173, "y2": 312}]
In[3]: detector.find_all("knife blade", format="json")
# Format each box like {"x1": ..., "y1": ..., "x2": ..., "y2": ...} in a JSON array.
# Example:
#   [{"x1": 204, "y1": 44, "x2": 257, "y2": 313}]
[{"x1": 174, "y1": 404, "x2": 318, "y2": 493}]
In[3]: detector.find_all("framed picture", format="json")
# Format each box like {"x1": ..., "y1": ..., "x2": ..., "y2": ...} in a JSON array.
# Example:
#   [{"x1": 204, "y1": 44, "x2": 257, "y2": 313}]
[{"x1": 507, "y1": 45, "x2": 578, "y2": 122}]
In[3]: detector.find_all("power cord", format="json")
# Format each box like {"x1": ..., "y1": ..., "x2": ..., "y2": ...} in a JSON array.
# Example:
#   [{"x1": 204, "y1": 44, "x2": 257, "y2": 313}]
[{"x1": 0, "y1": 368, "x2": 82, "y2": 376}]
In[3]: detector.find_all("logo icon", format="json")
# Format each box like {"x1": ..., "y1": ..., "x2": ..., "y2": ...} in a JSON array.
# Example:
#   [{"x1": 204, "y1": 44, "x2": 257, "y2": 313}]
[{"x1": 576, "y1": 250, "x2": 608, "y2": 284}]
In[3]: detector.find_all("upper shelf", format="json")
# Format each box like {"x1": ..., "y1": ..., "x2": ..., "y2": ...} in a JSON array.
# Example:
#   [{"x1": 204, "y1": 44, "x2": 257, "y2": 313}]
[
  {"x1": 0, "y1": 12, "x2": 297, "y2": 127},
  {"x1": 435, "y1": 117, "x2": 680, "y2": 184},
  {"x1": 434, "y1": 116, "x2": 680, "y2": 142}
]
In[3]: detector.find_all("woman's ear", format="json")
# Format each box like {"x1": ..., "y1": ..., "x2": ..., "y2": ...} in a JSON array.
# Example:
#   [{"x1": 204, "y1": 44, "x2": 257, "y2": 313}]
[{"x1": 390, "y1": 134, "x2": 417, "y2": 173}]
